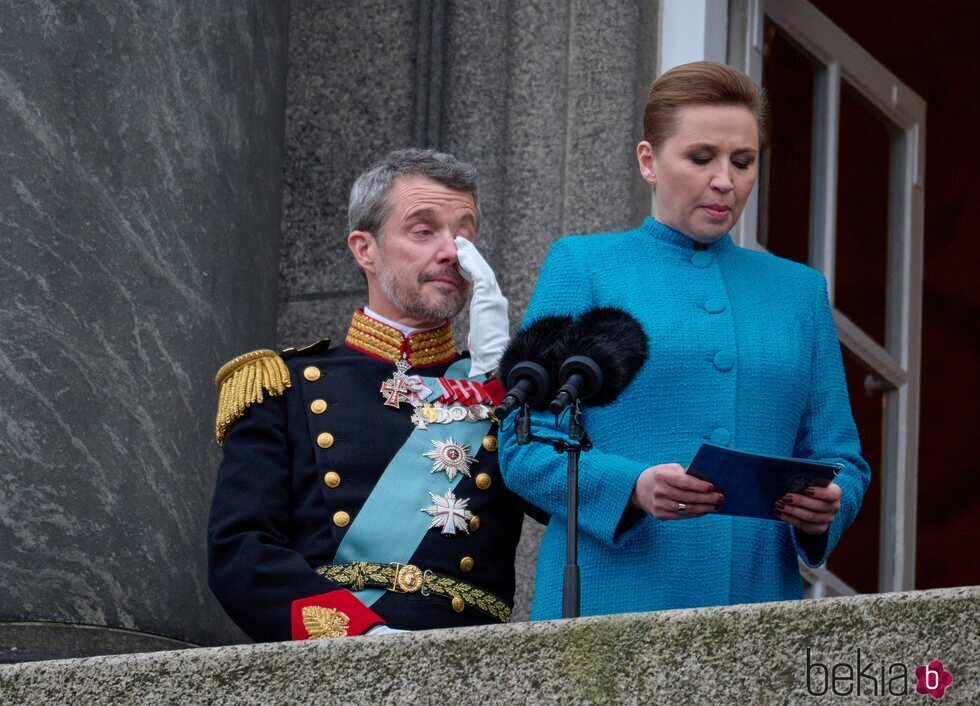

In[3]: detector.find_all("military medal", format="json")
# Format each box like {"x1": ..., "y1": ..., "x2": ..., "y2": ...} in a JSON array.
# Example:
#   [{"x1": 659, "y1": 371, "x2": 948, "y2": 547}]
[
  {"x1": 379, "y1": 355, "x2": 415, "y2": 409},
  {"x1": 379, "y1": 375, "x2": 411, "y2": 408},
  {"x1": 409, "y1": 410, "x2": 429, "y2": 429},
  {"x1": 405, "y1": 400, "x2": 493, "y2": 429},
  {"x1": 383, "y1": 363, "x2": 501, "y2": 429},
  {"x1": 422, "y1": 490, "x2": 473, "y2": 536},
  {"x1": 466, "y1": 404, "x2": 491, "y2": 422},
  {"x1": 423, "y1": 437, "x2": 477, "y2": 480}
]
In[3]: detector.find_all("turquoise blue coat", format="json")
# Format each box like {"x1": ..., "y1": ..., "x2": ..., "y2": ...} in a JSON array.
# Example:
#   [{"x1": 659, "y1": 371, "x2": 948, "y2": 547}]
[{"x1": 499, "y1": 218, "x2": 871, "y2": 620}]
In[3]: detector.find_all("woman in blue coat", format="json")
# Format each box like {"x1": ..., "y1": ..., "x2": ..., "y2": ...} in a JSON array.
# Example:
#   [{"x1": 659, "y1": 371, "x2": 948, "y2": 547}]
[{"x1": 499, "y1": 61, "x2": 871, "y2": 620}]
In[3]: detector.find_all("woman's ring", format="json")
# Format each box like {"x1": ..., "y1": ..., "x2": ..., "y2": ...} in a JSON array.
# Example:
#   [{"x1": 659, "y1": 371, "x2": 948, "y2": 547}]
[{"x1": 677, "y1": 502, "x2": 687, "y2": 516}]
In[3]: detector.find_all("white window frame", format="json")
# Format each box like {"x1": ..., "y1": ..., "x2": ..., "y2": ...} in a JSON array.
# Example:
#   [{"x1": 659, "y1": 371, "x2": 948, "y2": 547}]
[{"x1": 737, "y1": 0, "x2": 925, "y2": 596}]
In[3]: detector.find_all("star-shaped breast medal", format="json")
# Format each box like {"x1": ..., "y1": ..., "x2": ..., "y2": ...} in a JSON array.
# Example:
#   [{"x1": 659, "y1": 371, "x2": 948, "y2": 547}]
[
  {"x1": 422, "y1": 490, "x2": 473, "y2": 536},
  {"x1": 423, "y1": 436, "x2": 477, "y2": 481}
]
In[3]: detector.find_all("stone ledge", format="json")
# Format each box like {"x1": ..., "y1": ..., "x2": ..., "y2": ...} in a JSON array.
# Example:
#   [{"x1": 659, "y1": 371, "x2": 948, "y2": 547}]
[
  {"x1": 1, "y1": 586, "x2": 976, "y2": 705},
  {"x1": 0, "y1": 622, "x2": 198, "y2": 664}
]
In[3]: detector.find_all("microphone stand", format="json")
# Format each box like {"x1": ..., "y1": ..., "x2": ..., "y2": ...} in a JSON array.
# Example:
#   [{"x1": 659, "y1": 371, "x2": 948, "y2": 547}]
[
  {"x1": 514, "y1": 400, "x2": 591, "y2": 619},
  {"x1": 562, "y1": 400, "x2": 590, "y2": 619}
]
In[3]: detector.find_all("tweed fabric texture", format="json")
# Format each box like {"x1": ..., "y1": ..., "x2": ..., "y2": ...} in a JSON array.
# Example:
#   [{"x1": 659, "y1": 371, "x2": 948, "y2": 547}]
[{"x1": 499, "y1": 218, "x2": 871, "y2": 620}]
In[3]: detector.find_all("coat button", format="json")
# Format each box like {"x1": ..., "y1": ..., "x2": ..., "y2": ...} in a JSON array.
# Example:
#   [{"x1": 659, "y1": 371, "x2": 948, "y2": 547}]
[
  {"x1": 303, "y1": 366, "x2": 321, "y2": 381},
  {"x1": 317, "y1": 432, "x2": 335, "y2": 448},
  {"x1": 712, "y1": 350, "x2": 735, "y2": 371},
  {"x1": 451, "y1": 596, "x2": 465, "y2": 613},
  {"x1": 310, "y1": 399, "x2": 328, "y2": 414},
  {"x1": 703, "y1": 299, "x2": 726, "y2": 314},
  {"x1": 482, "y1": 435, "x2": 498, "y2": 452},
  {"x1": 332, "y1": 511, "x2": 350, "y2": 527},
  {"x1": 459, "y1": 556, "x2": 474, "y2": 572},
  {"x1": 475, "y1": 473, "x2": 492, "y2": 490},
  {"x1": 468, "y1": 515, "x2": 480, "y2": 532},
  {"x1": 323, "y1": 471, "x2": 340, "y2": 488},
  {"x1": 710, "y1": 428, "x2": 732, "y2": 446},
  {"x1": 692, "y1": 251, "x2": 713, "y2": 268}
]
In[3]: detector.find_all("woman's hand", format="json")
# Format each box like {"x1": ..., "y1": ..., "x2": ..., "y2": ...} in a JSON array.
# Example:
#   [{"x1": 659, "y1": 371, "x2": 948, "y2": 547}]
[
  {"x1": 775, "y1": 483, "x2": 842, "y2": 535},
  {"x1": 631, "y1": 464, "x2": 724, "y2": 520}
]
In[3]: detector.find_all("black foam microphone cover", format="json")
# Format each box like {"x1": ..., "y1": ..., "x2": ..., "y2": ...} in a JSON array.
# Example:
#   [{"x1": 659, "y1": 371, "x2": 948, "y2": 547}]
[
  {"x1": 496, "y1": 315, "x2": 573, "y2": 409},
  {"x1": 561, "y1": 307, "x2": 648, "y2": 405}
]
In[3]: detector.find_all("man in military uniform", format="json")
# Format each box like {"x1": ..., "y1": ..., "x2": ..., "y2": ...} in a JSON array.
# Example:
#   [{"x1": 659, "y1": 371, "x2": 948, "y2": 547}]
[{"x1": 208, "y1": 148, "x2": 537, "y2": 641}]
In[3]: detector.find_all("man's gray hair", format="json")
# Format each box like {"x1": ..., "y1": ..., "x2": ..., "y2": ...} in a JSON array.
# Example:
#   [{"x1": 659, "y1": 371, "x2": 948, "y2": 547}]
[{"x1": 347, "y1": 148, "x2": 479, "y2": 237}]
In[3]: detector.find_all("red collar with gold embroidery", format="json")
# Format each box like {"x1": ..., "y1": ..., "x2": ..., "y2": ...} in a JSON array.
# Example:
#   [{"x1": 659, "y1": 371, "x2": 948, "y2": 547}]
[{"x1": 344, "y1": 310, "x2": 456, "y2": 367}]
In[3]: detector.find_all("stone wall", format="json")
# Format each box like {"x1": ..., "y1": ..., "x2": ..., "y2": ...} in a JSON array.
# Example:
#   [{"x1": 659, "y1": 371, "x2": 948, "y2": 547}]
[
  {"x1": 2, "y1": 587, "x2": 975, "y2": 704},
  {"x1": 0, "y1": 1, "x2": 289, "y2": 653}
]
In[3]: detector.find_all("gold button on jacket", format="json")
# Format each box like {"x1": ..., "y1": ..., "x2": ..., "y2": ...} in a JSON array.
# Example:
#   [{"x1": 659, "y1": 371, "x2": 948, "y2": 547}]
[
  {"x1": 310, "y1": 399, "x2": 328, "y2": 414},
  {"x1": 482, "y1": 435, "x2": 498, "y2": 452},
  {"x1": 323, "y1": 471, "x2": 341, "y2": 488},
  {"x1": 451, "y1": 596, "x2": 465, "y2": 613},
  {"x1": 332, "y1": 511, "x2": 350, "y2": 527},
  {"x1": 317, "y1": 432, "x2": 334, "y2": 448},
  {"x1": 468, "y1": 515, "x2": 480, "y2": 532},
  {"x1": 303, "y1": 366, "x2": 321, "y2": 381},
  {"x1": 475, "y1": 473, "x2": 492, "y2": 490},
  {"x1": 459, "y1": 556, "x2": 474, "y2": 572}
]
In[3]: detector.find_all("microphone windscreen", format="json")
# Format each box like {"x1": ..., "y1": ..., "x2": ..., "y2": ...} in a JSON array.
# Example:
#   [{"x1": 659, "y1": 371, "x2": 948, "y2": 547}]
[
  {"x1": 497, "y1": 315, "x2": 574, "y2": 385},
  {"x1": 564, "y1": 307, "x2": 648, "y2": 405}
]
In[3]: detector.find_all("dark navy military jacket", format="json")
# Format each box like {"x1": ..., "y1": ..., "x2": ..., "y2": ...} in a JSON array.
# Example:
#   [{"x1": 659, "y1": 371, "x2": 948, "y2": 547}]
[{"x1": 208, "y1": 338, "x2": 535, "y2": 642}]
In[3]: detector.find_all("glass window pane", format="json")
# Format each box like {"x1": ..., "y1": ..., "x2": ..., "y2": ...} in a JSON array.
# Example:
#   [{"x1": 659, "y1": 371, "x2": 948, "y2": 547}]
[
  {"x1": 834, "y1": 84, "x2": 892, "y2": 346},
  {"x1": 759, "y1": 20, "x2": 814, "y2": 264}
]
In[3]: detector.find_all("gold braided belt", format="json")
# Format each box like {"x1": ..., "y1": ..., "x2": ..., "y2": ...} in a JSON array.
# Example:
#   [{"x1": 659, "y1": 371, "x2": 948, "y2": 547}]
[{"x1": 315, "y1": 562, "x2": 512, "y2": 623}]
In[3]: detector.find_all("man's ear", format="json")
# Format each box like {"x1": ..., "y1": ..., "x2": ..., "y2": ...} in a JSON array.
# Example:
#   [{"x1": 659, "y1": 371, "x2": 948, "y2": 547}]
[
  {"x1": 636, "y1": 141, "x2": 657, "y2": 188},
  {"x1": 348, "y1": 230, "x2": 378, "y2": 275}
]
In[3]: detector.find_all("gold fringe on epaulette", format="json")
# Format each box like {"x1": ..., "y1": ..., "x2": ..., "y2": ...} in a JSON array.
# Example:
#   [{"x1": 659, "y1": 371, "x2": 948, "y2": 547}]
[{"x1": 214, "y1": 349, "x2": 291, "y2": 445}]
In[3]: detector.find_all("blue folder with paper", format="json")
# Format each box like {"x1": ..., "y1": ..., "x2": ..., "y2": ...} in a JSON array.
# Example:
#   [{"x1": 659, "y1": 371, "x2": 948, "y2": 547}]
[{"x1": 686, "y1": 444, "x2": 842, "y2": 521}]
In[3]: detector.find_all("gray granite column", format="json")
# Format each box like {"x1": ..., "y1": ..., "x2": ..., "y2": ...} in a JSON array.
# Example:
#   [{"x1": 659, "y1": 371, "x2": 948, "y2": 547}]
[
  {"x1": 439, "y1": 0, "x2": 660, "y2": 620},
  {"x1": 0, "y1": 1, "x2": 288, "y2": 660},
  {"x1": 280, "y1": 0, "x2": 659, "y2": 620},
  {"x1": 440, "y1": 0, "x2": 660, "y2": 323},
  {"x1": 278, "y1": 0, "x2": 430, "y2": 343}
]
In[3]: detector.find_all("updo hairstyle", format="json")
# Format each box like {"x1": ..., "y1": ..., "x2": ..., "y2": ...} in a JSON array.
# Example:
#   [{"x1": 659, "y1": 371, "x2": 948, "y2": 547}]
[{"x1": 643, "y1": 61, "x2": 767, "y2": 148}]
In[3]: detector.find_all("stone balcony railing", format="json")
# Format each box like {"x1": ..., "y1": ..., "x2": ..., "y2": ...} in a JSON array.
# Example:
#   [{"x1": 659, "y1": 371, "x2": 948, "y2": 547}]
[{"x1": 1, "y1": 586, "x2": 976, "y2": 705}]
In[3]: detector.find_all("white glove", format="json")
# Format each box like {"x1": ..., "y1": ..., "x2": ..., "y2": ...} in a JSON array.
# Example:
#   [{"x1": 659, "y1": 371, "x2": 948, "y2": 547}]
[
  {"x1": 455, "y1": 236, "x2": 510, "y2": 377},
  {"x1": 364, "y1": 624, "x2": 407, "y2": 636}
]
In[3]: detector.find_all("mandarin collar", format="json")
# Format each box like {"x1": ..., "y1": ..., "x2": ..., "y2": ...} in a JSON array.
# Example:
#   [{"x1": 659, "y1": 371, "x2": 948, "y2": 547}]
[
  {"x1": 344, "y1": 309, "x2": 456, "y2": 367},
  {"x1": 643, "y1": 217, "x2": 734, "y2": 253}
]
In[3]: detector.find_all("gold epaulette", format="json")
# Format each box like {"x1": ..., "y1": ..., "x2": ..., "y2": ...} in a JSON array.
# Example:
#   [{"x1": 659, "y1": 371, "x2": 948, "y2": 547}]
[{"x1": 214, "y1": 349, "x2": 291, "y2": 445}]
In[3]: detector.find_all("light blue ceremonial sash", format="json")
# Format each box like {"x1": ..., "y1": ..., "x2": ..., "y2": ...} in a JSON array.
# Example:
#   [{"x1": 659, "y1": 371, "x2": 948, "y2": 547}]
[{"x1": 332, "y1": 358, "x2": 492, "y2": 606}]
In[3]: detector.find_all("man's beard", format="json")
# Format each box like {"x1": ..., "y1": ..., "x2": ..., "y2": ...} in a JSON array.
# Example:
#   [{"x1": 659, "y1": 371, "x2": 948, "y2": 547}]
[{"x1": 377, "y1": 265, "x2": 469, "y2": 322}]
